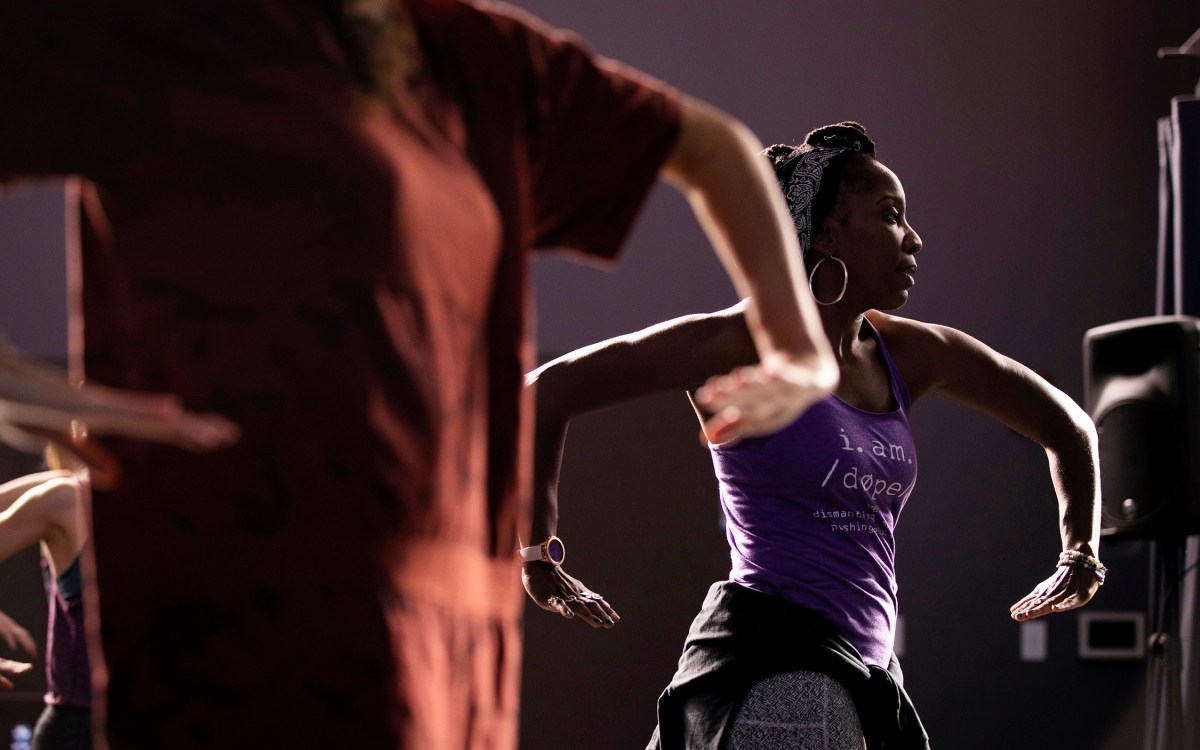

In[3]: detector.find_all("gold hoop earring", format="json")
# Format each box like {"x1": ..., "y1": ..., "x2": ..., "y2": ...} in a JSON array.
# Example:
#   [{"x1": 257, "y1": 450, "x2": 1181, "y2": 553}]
[{"x1": 808, "y1": 255, "x2": 848, "y2": 306}]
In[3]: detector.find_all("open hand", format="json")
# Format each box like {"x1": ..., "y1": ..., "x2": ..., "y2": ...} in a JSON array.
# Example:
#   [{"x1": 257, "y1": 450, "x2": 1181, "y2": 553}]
[
  {"x1": 696, "y1": 351, "x2": 837, "y2": 444},
  {"x1": 522, "y1": 562, "x2": 619, "y2": 629},
  {"x1": 1010, "y1": 565, "x2": 1101, "y2": 621}
]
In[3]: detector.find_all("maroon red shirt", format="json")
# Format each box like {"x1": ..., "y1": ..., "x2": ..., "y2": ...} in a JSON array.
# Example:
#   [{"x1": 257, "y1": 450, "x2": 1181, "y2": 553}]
[{"x1": 0, "y1": 1, "x2": 680, "y2": 747}]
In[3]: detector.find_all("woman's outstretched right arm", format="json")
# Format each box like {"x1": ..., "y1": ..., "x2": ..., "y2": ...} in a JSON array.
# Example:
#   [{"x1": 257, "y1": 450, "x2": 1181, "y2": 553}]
[{"x1": 523, "y1": 303, "x2": 757, "y2": 627}]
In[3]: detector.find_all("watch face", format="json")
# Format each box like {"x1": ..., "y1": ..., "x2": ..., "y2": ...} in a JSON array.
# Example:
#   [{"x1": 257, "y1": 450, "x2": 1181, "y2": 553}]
[{"x1": 546, "y1": 537, "x2": 565, "y2": 565}]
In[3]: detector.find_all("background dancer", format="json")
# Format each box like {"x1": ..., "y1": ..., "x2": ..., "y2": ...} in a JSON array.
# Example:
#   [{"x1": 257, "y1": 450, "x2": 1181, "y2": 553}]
[
  {"x1": 0, "y1": 1, "x2": 834, "y2": 746},
  {"x1": 0, "y1": 449, "x2": 92, "y2": 749}
]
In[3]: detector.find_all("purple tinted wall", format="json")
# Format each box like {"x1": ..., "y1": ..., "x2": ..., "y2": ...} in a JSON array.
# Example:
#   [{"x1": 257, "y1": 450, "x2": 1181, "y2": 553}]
[{"x1": 0, "y1": 185, "x2": 66, "y2": 357}]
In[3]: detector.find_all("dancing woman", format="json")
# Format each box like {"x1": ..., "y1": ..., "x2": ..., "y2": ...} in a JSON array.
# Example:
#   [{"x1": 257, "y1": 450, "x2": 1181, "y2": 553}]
[
  {"x1": 0, "y1": 449, "x2": 92, "y2": 749},
  {"x1": 523, "y1": 122, "x2": 1103, "y2": 749}
]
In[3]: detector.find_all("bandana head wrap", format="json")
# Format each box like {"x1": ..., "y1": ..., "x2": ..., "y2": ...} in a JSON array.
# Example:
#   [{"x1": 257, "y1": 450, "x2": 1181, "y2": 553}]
[{"x1": 772, "y1": 137, "x2": 862, "y2": 256}]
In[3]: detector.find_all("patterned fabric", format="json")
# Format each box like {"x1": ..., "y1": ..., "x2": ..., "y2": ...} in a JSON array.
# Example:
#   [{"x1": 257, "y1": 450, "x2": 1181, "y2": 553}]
[
  {"x1": 772, "y1": 144, "x2": 854, "y2": 254},
  {"x1": 730, "y1": 671, "x2": 866, "y2": 750}
]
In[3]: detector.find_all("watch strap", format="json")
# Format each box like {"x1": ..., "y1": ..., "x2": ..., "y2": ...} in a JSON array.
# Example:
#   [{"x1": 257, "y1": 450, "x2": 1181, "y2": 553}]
[{"x1": 518, "y1": 535, "x2": 565, "y2": 565}]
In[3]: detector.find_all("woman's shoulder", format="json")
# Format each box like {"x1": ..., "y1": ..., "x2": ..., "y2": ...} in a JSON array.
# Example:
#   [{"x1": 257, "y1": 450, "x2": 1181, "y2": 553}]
[
  {"x1": 22, "y1": 472, "x2": 85, "y2": 513},
  {"x1": 866, "y1": 311, "x2": 1022, "y2": 403},
  {"x1": 864, "y1": 311, "x2": 968, "y2": 400},
  {"x1": 865, "y1": 310, "x2": 927, "y2": 351},
  {"x1": 865, "y1": 310, "x2": 963, "y2": 350}
]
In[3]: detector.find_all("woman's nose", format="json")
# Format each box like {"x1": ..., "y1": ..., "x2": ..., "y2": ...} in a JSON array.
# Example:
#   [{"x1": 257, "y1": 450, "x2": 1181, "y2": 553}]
[{"x1": 906, "y1": 226, "x2": 922, "y2": 255}]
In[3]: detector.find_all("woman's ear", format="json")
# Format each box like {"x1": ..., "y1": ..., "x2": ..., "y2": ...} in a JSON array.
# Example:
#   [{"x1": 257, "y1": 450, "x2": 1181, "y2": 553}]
[{"x1": 811, "y1": 223, "x2": 835, "y2": 256}]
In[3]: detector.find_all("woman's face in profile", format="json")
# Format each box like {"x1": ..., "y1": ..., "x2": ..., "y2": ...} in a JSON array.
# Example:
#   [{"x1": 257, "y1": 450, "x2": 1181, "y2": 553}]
[{"x1": 831, "y1": 162, "x2": 922, "y2": 312}]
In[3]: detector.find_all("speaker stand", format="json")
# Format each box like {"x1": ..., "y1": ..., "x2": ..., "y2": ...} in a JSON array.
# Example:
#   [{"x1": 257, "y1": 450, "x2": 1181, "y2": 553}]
[{"x1": 1145, "y1": 536, "x2": 1194, "y2": 750}]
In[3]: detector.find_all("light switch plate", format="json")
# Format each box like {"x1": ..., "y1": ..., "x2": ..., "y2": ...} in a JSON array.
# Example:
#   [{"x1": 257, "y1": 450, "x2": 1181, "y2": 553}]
[{"x1": 1020, "y1": 620, "x2": 1048, "y2": 662}]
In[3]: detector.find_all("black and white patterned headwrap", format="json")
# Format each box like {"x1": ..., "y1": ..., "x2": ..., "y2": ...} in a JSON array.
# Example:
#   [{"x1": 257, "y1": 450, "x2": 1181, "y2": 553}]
[{"x1": 773, "y1": 141, "x2": 859, "y2": 256}]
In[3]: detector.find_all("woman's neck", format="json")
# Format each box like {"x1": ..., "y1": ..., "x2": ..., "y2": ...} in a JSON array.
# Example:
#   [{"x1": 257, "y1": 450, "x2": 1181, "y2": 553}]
[{"x1": 820, "y1": 307, "x2": 869, "y2": 363}]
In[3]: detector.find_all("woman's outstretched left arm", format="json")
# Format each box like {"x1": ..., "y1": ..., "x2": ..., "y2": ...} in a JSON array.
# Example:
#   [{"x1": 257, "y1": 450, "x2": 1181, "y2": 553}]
[{"x1": 870, "y1": 312, "x2": 1102, "y2": 621}]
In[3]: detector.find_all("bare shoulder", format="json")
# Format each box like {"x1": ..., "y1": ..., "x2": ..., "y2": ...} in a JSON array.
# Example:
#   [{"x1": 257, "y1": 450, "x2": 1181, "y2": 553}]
[
  {"x1": 23, "y1": 473, "x2": 82, "y2": 513},
  {"x1": 867, "y1": 310, "x2": 956, "y2": 345},
  {"x1": 864, "y1": 310, "x2": 945, "y2": 373},
  {"x1": 0, "y1": 471, "x2": 83, "y2": 563},
  {"x1": 864, "y1": 311, "x2": 995, "y2": 399},
  {"x1": 868, "y1": 310, "x2": 998, "y2": 354}
]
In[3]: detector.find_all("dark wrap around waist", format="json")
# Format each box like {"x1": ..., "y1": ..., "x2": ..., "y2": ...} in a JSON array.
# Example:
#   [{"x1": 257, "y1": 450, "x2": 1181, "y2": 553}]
[{"x1": 651, "y1": 581, "x2": 930, "y2": 750}]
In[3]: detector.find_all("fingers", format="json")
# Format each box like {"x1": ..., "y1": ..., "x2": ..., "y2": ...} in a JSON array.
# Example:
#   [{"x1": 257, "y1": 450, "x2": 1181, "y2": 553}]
[
  {"x1": 1010, "y1": 569, "x2": 1065, "y2": 620},
  {"x1": 0, "y1": 378, "x2": 241, "y2": 453},
  {"x1": 547, "y1": 592, "x2": 578, "y2": 619},
  {"x1": 559, "y1": 590, "x2": 619, "y2": 629},
  {"x1": 523, "y1": 565, "x2": 620, "y2": 628},
  {"x1": 700, "y1": 406, "x2": 742, "y2": 446},
  {"x1": 546, "y1": 589, "x2": 618, "y2": 628},
  {"x1": 1011, "y1": 567, "x2": 1097, "y2": 621},
  {"x1": 0, "y1": 658, "x2": 32, "y2": 688},
  {"x1": 14, "y1": 627, "x2": 36, "y2": 657},
  {"x1": 0, "y1": 623, "x2": 36, "y2": 657},
  {"x1": 1012, "y1": 584, "x2": 1067, "y2": 620},
  {"x1": 75, "y1": 403, "x2": 241, "y2": 453},
  {"x1": 1012, "y1": 594, "x2": 1065, "y2": 621},
  {"x1": 695, "y1": 367, "x2": 766, "y2": 416},
  {"x1": 168, "y1": 412, "x2": 242, "y2": 452},
  {"x1": 1009, "y1": 589, "x2": 1043, "y2": 614},
  {"x1": 696, "y1": 364, "x2": 827, "y2": 442},
  {"x1": 0, "y1": 403, "x2": 239, "y2": 490}
]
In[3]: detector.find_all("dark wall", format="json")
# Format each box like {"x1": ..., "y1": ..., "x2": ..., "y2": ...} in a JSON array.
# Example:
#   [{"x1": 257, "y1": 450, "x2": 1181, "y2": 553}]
[{"x1": 517, "y1": 1, "x2": 1198, "y2": 748}]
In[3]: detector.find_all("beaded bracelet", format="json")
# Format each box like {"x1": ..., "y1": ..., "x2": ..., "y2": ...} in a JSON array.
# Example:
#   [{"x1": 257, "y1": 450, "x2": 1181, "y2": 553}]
[{"x1": 1057, "y1": 550, "x2": 1107, "y2": 585}]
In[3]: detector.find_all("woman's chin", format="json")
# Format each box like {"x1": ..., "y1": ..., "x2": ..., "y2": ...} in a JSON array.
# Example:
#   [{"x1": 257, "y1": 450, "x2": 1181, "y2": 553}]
[{"x1": 877, "y1": 291, "x2": 910, "y2": 312}]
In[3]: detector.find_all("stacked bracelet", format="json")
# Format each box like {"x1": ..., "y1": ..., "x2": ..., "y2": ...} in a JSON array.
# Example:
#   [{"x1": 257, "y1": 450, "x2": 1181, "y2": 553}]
[{"x1": 1057, "y1": 550, "x2": 1107, "y2": 585}]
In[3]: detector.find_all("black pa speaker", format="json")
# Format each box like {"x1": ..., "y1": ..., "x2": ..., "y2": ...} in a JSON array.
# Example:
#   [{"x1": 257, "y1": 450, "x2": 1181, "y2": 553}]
[{"x1": 1083, "y1": 316, "x2": 1200, "y2": 539}]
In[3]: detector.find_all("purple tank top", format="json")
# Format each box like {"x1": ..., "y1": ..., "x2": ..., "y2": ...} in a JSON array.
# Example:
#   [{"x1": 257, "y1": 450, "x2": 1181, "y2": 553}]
[
  {"x1": 42, "y1": 549, "x2": 91, "y2": 709},
  {"x1": 709, "y1": 319, "x2": 916, "y2": 667}
]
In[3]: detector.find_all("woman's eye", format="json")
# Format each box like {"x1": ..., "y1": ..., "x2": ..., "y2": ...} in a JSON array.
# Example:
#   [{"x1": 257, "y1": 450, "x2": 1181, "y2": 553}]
[{"x1": 884, "y1": 211, "x2": 900, "y2": 224}]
